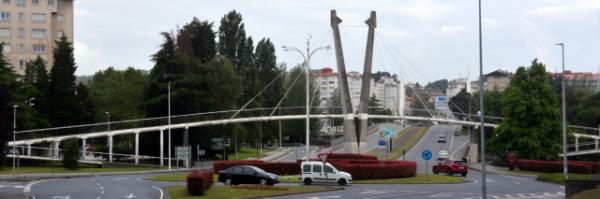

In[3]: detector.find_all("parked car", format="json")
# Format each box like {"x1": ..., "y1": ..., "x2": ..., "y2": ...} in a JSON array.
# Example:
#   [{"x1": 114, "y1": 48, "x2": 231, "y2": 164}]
[
  {"x1": 437, "y1": 135, "x2": 447, "y2": 143},
  {"x1": 301, "y1": 161, "x2": 352, "y2": 186},
  {"x1": 433, "y1": 159, "x2": 468, "y2": 177},
  {"x1": 437, "y1": 150, "x2": 449, "y2": 160},
  {"x1": 218, "y1": 165, "x2": 279, "y2": 186}
]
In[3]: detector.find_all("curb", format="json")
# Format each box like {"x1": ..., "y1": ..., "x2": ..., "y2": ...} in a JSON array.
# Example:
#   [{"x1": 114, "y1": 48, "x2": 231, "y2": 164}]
[
  {"x1": 0, "y1": 168, "x2": 205, "y2": 181},
  {"x1": 468, "y1": 164, "x2": 536, "y2": 178}
]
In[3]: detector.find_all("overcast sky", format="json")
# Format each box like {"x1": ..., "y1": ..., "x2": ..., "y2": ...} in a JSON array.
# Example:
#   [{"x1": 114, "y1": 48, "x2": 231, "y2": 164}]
[{"x1": 73, "y1": 0, "x2": 600, "y2": 83}]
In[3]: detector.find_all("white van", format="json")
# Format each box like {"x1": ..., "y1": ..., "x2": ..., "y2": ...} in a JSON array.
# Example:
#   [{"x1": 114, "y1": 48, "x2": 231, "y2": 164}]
[{"x1": 300, "y1": 161, "x2": 352, "y2": 186}]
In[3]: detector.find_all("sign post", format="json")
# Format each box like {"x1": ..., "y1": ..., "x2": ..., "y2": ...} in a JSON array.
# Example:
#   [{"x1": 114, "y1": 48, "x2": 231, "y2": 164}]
[
  {"x1": 175, "y1": 146, "x2": 192, "y2": 169},
  {"x1": 197, "y1": 145, "x2": 205, "y2": 169},
  {"x1": 421, "y1": 149, "x2": 432, "y2": 178}
]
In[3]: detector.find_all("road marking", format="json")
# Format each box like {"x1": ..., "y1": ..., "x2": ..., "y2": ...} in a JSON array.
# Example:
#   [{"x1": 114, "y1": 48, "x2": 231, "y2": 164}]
[
  {"x1": 15, "y1": 185, "x2": 24, "y2": 188},
  {"x1": 52, "y1": 196, "x2": 71, "y2": 199},
  {"x1": 114, "y1": 177, "x2": 131, "y2": 181},
  {"x1": 449, "y1": 128, "x2": 455, "y2": 152},
  {"x1": 23, "y1": 180, "x2": 48, "y2": 193},
  {"x1": 450, "y1": 140, "x2": 468, "y2": 159},
  {"x1": 428, "y1": 193, "x2": 453, "y2": 198},
  {"x1": 25, "y1": 193, "x2": 36, "y2": 199},
  {"x1": 152, "y1": 186, "x2": 164, "y2": 199},
  {"x1": 363, "y1": 191, "x2": 432, "y2": 199},
  {"x1": 360, "y1": 189, "x2": 389, "y2": 194},
  {"x1": 124, "y1": 193, "x2": 136, "y2": 198}
]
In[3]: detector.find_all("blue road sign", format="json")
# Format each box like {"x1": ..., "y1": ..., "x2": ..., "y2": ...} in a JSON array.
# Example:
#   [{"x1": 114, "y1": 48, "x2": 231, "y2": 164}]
[
  {"x1": 378, "y1": 139, "x2": 386, "y2": 147},
  {"x1": 421, "y1": 150, "x2": 432, "y2": 160}
]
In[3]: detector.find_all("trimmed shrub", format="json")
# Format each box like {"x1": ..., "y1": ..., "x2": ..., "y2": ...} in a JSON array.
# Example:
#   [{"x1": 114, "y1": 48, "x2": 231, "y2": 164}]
[
  {"x1": 186, "y1": 170, "x2": 213, "y2": 195},
  {"x1": 516, "y1": 160, "x2": 591, "y2": 174},
  {"x1": 62, "y1": 139, "x2": 80, "y2": 170},
  {"x1": 333, "y1": 161, "x2": 417, "y2": 180},
  {"x1": 570, "y1": 161, "x2": 600, "y2": 173}
]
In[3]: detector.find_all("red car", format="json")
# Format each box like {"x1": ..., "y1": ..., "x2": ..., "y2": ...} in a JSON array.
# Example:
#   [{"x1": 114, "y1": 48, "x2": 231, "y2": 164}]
[{"x1": 432, "y1": 159, "x2": 468, "y2": 177}]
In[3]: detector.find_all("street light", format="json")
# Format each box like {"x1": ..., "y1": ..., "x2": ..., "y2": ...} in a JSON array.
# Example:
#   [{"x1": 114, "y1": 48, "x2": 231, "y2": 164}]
[
  {"x1": 477, "y1": 0, "x2": 487, "y2": 198},
  {"x1": 12, "y1": 105, "x2": 17, "y2": 176},
  {"x1": 28, "y1": 98, "x2": 35, "y2": 107},
  {"x1": 168, "y1": 81, "x2": 172, "y2": 170},
  {"x1": 105, "y1": 112, "x2": 111, "y2": 163},
  {"x1": 556, "y1": 43, "x2": 568, "y2": 181},
  {"x1": 282, "y1": 39, "x2": 330, "y2": 159}
]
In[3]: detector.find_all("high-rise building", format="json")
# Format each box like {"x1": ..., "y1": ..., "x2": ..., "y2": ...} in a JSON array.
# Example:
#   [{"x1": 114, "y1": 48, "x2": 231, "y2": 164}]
[{"x1": 0, "y1": 0, "x2": 74, "y2": 74}]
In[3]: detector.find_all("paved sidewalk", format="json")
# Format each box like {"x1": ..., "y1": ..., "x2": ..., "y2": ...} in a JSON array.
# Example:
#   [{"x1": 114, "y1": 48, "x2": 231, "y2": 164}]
[{"x1": 469, "y1": 162, "x2": 537, "y2": 178}]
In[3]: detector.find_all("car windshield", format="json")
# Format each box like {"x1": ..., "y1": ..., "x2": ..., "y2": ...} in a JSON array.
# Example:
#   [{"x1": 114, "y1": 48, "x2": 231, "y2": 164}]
[{"x1": 247, "y1": 166, "x2": 266, "y2": 173}]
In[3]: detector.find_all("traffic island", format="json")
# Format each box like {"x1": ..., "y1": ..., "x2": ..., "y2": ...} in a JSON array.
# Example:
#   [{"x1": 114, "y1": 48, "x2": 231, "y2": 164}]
[{"x1": 167, "y1": 185, "x2": 341, "y2": 199}]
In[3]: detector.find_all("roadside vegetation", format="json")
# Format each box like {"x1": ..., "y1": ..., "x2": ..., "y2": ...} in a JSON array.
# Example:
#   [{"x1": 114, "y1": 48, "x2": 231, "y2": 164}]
[
  {"x1": 167, "y1": 185, "x2": 335, "y2": 199},
  {"x1": 368, "y1": 126, "x2": 429, "y2": 160}
]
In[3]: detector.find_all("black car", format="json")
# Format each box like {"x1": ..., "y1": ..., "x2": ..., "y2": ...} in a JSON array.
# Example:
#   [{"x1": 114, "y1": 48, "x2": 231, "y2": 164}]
[{"x1": 218, "y1": 165, "x2": 279, "y2": 186}]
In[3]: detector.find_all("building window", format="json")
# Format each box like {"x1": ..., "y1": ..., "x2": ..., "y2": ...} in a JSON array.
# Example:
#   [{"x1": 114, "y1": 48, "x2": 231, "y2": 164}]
[
  {"x1": 19, "y1": 59, "x2": 24, "y2": 68},
  {"x1": 0, "y1": 12, "x2": 10, "y2": 21},
  {"x1": 57, "y1": 31, "x2": 64, "y2": 38},
  {"x1": 57, "y1": 15, "x2": 64, "y2": 23},
  {"x1": 18, "y1": 28, "x2": 24, "y2": 39},
  {"x1": 32, "y1": 45, "x2": 46, "y2": 54},
  {"x1": 32, "y1": 13, "x2": 46, "y2": 23},
  {"x1": 48, "y1": 0, "x2": 53, "y2": 5},
  {"x1": 0, "y1": 28, "x2": 10, "y2": 37},
  {"x1": 31, "y1": 0, "x2": 38, "y2": 5},
  {"x1": 32, "y1": 29, "x2": 46, "y2": 39},
  {"x1": 16, "y1": 0, "x2": 24, "y2": 6},
  {"x1": 1, "y1": 0, "x2": 10, "y2": 4},
  {"x1": 18, "y1": 12, "x2": 24, "y2": 22},
  {"x1": 1, "y1": 44, "x2": 10, "y2": 54},
  {"x1": 18, "y1": 43, "x2": 24, "y2": 54},
  {"x1": 58, "y1": 0, "x2": 62, "y2": 6}
]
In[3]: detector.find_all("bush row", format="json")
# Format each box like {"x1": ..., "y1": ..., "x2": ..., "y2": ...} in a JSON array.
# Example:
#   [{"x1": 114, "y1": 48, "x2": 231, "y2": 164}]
[
  {"x1": 187, "y1": 170, "x2": 214, "y2": 196},
  {"x1": 325, "y1": 153, "x2": 378, "y2": 160},
  {"x1": 569, "y1": 161, "x2": 600, "y2": 173},
  {"x1": 213, "y1": 160, "x2": 300, "y2": 175},
  {"x1": 516, "y1": 160, "x2": 591, "y2": 174},
  {"x1": 333, "y1": 161, "x2": 417, "y2": 180}
]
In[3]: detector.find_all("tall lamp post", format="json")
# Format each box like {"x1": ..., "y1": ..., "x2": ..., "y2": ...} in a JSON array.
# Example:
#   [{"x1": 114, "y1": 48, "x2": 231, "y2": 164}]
[
  {"x1": 556, "y1": 43, "x2": 568, "y2": 180},
  {"x1": 12, "y1": 105, "x2": 17, "y2": 176},
  {"x1": 105, "y1": 112, "x2": 111, "y2": 163},
  {"x1": 168, "y1": 81, "x2": 172, "y2": 170},
  {"x1": 282, "y1": 39, "x2": 330, "y2": 159},
  {"x1": 477, "y1": 0, "x2": 487, "y2": 198}
]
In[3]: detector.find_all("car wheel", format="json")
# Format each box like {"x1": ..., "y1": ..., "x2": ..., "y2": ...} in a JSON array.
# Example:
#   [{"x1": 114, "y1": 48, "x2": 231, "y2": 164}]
[
  {"x1": 224, "y1": 177, "x2": 233, "y2": 186},
  {"x1": 433, "y1": 170, "x2": 439, "y2": 175},
  {"x1": 461, "y1": 173, "x2": 467, "y2": 177},
  {"x1": 303, "y1": 178, "x2": 312, "y2": 185},
  {"x1": 338, "y1": 179, "x2": 347, "y2": 186},
  {"x1": 260, "y1": 179, "x2": 268, "y2": 185}
]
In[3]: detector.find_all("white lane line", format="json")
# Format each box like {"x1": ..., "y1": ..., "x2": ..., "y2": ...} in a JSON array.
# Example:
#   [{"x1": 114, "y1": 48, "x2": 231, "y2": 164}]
[
  {"x1": 25, "y1": 193, "x2": 36, "y2": 199},
  {"x1": 450, "y1": 141, "x2": 469, "y2": 159},
  {"x1": 449, "y1": 126, "x2": 455, "y2": 152},
  {"x1": 152, "y1": 186, "x2": 164, "y2": 199},
  {"x1": 23, "y1": 180, "x2": 48, "y2": 193}
]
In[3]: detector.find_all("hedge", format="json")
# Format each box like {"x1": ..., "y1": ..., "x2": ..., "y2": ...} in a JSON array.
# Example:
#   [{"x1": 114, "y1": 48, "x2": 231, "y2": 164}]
[
  {"x1": 213, "y1": 154, "x2": 417, "y2": 180},
  {"x1": 516, "y1": 160, "x2": 591, "y2": 174},
  {"x1": 187, "y1": 170, "x2": 213, "y2": 195},
  {"x1": 569, "y1": 161, "x2": 600, "y2": 173}
]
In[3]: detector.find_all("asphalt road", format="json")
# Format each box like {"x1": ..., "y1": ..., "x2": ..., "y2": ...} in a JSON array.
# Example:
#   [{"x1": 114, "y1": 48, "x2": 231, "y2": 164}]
[
  {"x1": 0, "y1": 173, "x2": 175, "y2": 199},
  {"x1": 400, "y1": 125, "x2": 469, "y2": 173},
  {"x1": 274, "y1": 146, "x2": 320, "y2": 162},
  {"x1": 268, "y1": 170, "x2": 564, "y2": 199}
]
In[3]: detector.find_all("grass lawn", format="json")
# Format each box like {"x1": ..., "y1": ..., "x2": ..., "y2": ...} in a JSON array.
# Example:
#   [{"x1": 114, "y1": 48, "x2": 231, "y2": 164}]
[
  {"x1": 369, "y1": 127, "x2": 429, "y2": 160},
  {"x1": 571, "y1": 188, "x2": 600, "y2": 199},
  {"x1": 0, "y1": 166, "x2": 161, "y2": 174},
  {"x1": 233, "y1": 147, "x2": 273, "y2": 160},
  {"x1": 167, "y1": 185, "x2": 334, "y2": 199},
  {"x1": 535, "y1": 173, "x2": 591, "y2": 185}
]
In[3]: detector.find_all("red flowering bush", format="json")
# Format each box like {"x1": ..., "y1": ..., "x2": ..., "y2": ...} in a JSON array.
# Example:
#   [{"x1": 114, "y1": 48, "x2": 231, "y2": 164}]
[
  {"x1": 516, "y1": 159, "x2": 591, "y2": 174},
  {"x1": 186, "y1": 170, "x2": 213, "y2": 195}
]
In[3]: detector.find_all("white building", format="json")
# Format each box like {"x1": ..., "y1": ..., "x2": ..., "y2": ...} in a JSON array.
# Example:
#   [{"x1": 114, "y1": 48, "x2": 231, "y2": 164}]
[{"x1": 446, "y1": 78, "x2": 468, "y2": 97}]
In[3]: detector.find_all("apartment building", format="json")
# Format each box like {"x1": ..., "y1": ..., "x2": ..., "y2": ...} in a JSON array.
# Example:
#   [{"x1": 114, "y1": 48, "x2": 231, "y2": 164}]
[
  {"x1": 470, "y1": 70, "x2": 512, "y2": 93},
  {"x1": 0, "y1": 0, "x2": 74, "y2": 74},
  {"x1": 446, "y1": 78, "x2": 468, "y2": 97},
  {"x1": 549, "y1": 71, "x2": 600, "y2": 93}
]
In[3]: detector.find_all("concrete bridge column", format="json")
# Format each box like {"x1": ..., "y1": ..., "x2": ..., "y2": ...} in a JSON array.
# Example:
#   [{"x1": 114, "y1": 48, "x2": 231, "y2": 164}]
[
  {"x1": 134, "y1": 132, "x2": 139, "y2": 165},
  {"x1": 575, "y1": 135, "x2": 580, "y2": 151},
  {"x1": 595, "y1": 139, "x2": 598, "y2": 150},
  {"x1": 108, "y1": 135, "x2": 113, "y2": 163},
  {"x1": 53, "y1": 141, "x2": 60, "y2": 159},
  {"x1": 81, "y1": 138, "x2": 86, "y2": 160},
  {"x1": 160, "y1": 129, "x2": 164, "y2": 166},
  {"x1": 26, "y1": 144, "x2": 31, "y2": 156}
]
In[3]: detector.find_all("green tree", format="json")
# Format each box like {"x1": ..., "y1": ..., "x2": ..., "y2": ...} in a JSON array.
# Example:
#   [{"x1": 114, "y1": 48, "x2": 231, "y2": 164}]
[
  {"x1": 0, "y1": 44, "x2": 13, "y2": 168},
  {"x1": 75, "y1": 83, "x2": 95, "y2": 124},
  {"x1": 491, "y1": 59, "x2": 562, "y2": 160},
  {"x1": 572, "y1": 92, "x2": 600, "y2": 127},
  {"x1": 47, "y1": 36, "x2": 83, "y2": 127},
  {"x1": 281, "y1": 65, "x2": 320, "y2": 143},
  {"x1": 183, "y1": 17, "x2": 217, "y2": 63},
  {"x1": 61, "y1": 139, "x2": 80, "y2": 170},
  {"x1": 89, "y1": 67, "x2": 148, "y2": 121},
  {"x1": 449, "y1": 88, "x2": 472, "y2": 120},
  {"x1": 368, "y1": 94, "x2": 392, "y2": 124}
]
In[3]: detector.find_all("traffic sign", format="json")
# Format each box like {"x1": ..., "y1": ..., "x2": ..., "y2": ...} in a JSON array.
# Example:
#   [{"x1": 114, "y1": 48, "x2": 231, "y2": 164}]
[
  {"x1": 197, "y1": 146, "x2": 205, "y2": 156},
  {"x1": 175, "y1": 146, "x2": 191, "y2": 160},
  {"x1": 378, "y1": 139, "x2": 386, "y2": 147},
  {"x1": 421, "y1": 149, "x2": 432, "y2": 160}
]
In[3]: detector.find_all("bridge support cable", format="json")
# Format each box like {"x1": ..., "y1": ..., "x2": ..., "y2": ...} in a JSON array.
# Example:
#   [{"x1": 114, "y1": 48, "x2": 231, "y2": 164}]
[{"x1": 375, "y1": 32, "x2": 435, "y2": 118}]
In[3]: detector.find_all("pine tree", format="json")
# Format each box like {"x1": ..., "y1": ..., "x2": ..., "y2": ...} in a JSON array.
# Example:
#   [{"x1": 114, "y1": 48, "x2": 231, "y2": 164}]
[
  {"x1": 61, "y1": 139, "x2": 80, "y2": 170},
  {"x1": 47, "y1": 36, "x2": 82, "y2": 127},
  {"x1": 184, "y1": 17, "x2": 216, "y2": 63},
  {"x1": 0, "y1": 44, "x2": 13, "y2": 168}
]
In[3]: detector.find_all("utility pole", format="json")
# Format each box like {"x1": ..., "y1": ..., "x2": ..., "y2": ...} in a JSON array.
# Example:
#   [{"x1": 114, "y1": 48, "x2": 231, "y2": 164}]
[
  {"x1": 478, "y1": 0, "x2": 487, "y2": 198},
  {"x1": 168, "y1": 81, "x2": 172, "y2": 170},
  {"x1": 12, "y1": 105, "x2": 17, "y2": 176},
  {"x1": 282, "y1": 38, "x2": 330, "y2": 159},
  {"x1": 556, "y1": 43, "x2": 568, "y2": 180}
]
